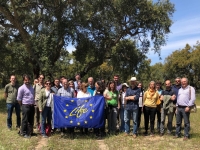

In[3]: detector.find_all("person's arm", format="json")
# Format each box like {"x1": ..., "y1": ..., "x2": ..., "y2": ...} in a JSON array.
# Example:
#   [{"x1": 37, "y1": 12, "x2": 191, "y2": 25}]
[
  {"x1": 17, "y1": 87, "x2": 23, "y2": 106},
  {"x1": 4, "y1": 85, "x2": 8, "y2": 99},
  {"x1": 188, "y1": 86, "x2": 196, "y2": 107},
  {"x1": 38, "y1": 90, "x2": 43, "y2": 112}
]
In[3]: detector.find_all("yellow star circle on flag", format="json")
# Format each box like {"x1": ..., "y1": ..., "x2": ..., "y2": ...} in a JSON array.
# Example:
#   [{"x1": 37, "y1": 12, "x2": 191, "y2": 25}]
[
  {"x1": 77, "y1": 122, "x2": 80, "y2": 125},
  {"x1": 65, "y1": 116, "x2": 68, "y2": 118},
  {"x1": 90, "y1": 116, "x2": 93, "y2": 119},
  {"x1": 90, "y1": 104, "x2": 93, "y2": 106},
  {"x1": 64, "y1": 109, "x2": 67, "y2": 112},
  {"x1": 92, "y1": 110, "x2": 95, "y2": 112},
  {"x1": 71, "y1": 100, "x2": 74, "y2": 102},
  {"x1": 85, "y1": 100, "x2": 88, "y2": 102},
  {"x1": 70, "y1": 120, "x2": 73, "y2": 124},
  {"x1": 66, "y1": 104, "x2": 69, "y2": 107},
  {"x1": 84, "y1": 121, "x2": 87, "y2": 124}
]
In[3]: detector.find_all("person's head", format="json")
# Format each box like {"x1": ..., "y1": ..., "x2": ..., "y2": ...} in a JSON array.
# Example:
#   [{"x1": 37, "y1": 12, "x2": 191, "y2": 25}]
[
  {"x1": 45, "y1": 80, "x2": 51, "y2": 89},
  {"x1": 69, "y1": 80, "x2": 75, "y2": 89},
  {"x1": 156, "y1": 81, "x2": 162, "y2": 90},
  {"x1": 175, "y1": 77, "x2": 181, "y2": 86},
  {"x1": 113, "y1": 75, "x2": 119, "y2": 83},
  {"x1": 60, "y1": 76, "x2": 66, "y2": 85},
  {"x1": 108, "y1": 80, "x2": 116, "y2": 91},
  {"x1": 38, "y1": 74, "x2": 45, "y2": 84},
  {"x1": 23, "y1": 74, "x2": 31, "y2": 86},
  {"x1": 77, "y1": 80, "x2": 82, "y2": 89},
  {"x1": 62, "y1": 79, "x2": 68, "y2": 89},
  {"x1": 122, "y1": 83, "x2": 129, "y2": 92},
  {"x1": 181, "y1": 77, "x2": 188, "y2": 88},
  {"x1": 95, "y1": 81, "x2": 105, "y2": 94},
  {"x1": 88, "y1": 77, "x2": 94, "y2": 87},
  {"x1": 10, "y1": 75, "x2": 16, "y2": 85},
  {"x1": 148, "y1": 81, "x2": 156, "y2": 90},
  {"x1": 165, "y1": 80, "x2": 171, "y2": 90},
  {"x1": 34, "y1": 78, "x2": 38, "y2": 85},
  {"x1": 129, "y1": 77, "x2": 137, "y2": 87},
  {"x1": 75, "y1": 73, "x2": 81, "y2": 81},
  {"x1": 137, "y1": 82, "x2": 143, "y2": 89},
  {"x1": 54, "y1": 78, "x2": 60, "y2": 87},
  {"x1": 101, "y1": 79, "x2": 105, "y2": 84},
  {"x1": 80, "y1": 82, "x2": 88, "y2": 93}
]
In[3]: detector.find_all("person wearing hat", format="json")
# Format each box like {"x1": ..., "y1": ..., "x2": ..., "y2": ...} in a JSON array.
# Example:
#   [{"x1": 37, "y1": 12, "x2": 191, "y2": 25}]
[
  {"x1": 124, "y1": 77, "x2": 140, "y2": 138},
  {"x1": 119, "y1": 83, "x2": 129, "y2": 132}
]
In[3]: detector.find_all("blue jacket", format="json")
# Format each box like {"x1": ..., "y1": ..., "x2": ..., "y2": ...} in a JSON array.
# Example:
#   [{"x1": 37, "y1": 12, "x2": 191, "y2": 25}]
[{"x1": 125, "y1": 86, "x2": 140, "y2": 110}]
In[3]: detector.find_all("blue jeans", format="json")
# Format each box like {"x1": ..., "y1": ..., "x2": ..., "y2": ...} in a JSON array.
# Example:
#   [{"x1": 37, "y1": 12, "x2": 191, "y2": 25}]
[
  {"x1": 7, "y1": 103, "x2": 21, "y2": 128},
  {"x1": 176, "y1": 107, "x2": 190, "y2": 137},
  {"x1": 124, "y1": 108, "x2": 138, "y2": 134},
  {"x1": 41, "y1": 106, "x2": 52, "y2": 135},
  {"x1": 120, "y1": 105, "x2": 125, "y2": 132}
]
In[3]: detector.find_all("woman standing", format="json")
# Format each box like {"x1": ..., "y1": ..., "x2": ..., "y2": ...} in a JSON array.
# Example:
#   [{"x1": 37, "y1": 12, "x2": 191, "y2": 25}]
[
  {"x1": 38, "y1": 80, "x2": 54, "y2": 138},
  {"x1": 119, "y1": 83, "x2": 129, "y2": 132},
  {"x1": 137, "y1": 82, "x2": 144, "y2": 129},
  {"x1": 106, "y1": 81, "x2": 119, "y2": 134},
  {"x1": 143, "y1": 81, "x2": 159, "y2": 136},
  {"x1": 69, "y1": 80, "x2": 77, "y2": 97},
  {"x1": 77, "y1": 82, "x2": 91, "y2": 135}
]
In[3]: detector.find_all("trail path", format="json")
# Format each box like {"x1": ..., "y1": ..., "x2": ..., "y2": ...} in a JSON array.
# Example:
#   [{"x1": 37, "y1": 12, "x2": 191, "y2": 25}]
[{"x1": 97, "y1": 139, "x2": 109, "y2": 150}]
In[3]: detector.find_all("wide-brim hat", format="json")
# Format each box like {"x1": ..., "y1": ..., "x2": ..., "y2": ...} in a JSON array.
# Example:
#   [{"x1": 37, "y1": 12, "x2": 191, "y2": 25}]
[
  {"x1": 122, "y1": 83, "x2": 129, "y2": 87},
  {"x1": 129, "y1": 77, "x2": 137, "y2": 81}
]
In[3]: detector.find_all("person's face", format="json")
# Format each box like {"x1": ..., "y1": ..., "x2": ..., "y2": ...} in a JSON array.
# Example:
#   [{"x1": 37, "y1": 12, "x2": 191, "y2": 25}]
[
  {"x1": 10, "y1": 76, "x2": 16, "y2": 85},
  {"x1": 113, "y1": 76, "x2": 119, "y2": 83},
  {"x1": 123, "y1": 86, "x2": 127, "y2": 92},
  {"x1": 110, "y1": 83, "x2": 115, "y2": 90},
  {"x1": 165, "y1": 81, "x2": 171, "y2": 89},
  {"x1": 45, "y1": 82, "x2": 51, "y2": 88},
  {"x1": 39, "y1": 75, "x2": 44, "y2": 83},
  {"x1": 138, "y1": 83, "x2": 142, "y2": 88},
  {"x1": 156, "y1": 84, "x2": 161, "y2": 90},
  {"x1": 181, "y1": 78, "x2": 188, "y2": 88},
  {"x1": 54, "y1": 80, "x2": 60, "y2": 87},
  {"x1": 24, "y1": 77, "x2": 30, "y2": 85},
  {"x1": 130, "y1": 81, "x2": 136, "y2": 87},
  {"x1": 34, "y1": 79, "x2": 38, "y2": 85},
  {"x1": 88, "y1": 79, "x2": 94, "y2": 86},
  {"x1": 95, "y1": 82, "x2": 99, "y2": 90},
  {"x1": 78, "y1": 82, "x2": 82, "y2": 88},
  {"x1": 149, "y1": 82, "x2": 155, "y2": 89},
  {"x1": 75, "y1": 75, "x2": 80, "y2": 81},
  {"x1": 175, "y1": 78, "x2": 181, "y2": 86},
  {"x1": 69, "y1": 82, "x2": 74, "y2": 89},
  {"x1": 62, "y1": 79, "x2": 68, "y2": 88}
]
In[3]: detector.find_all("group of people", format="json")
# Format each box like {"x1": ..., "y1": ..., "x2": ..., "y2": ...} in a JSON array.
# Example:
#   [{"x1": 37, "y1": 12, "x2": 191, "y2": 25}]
[{"x1": 4, "y1": 73, "x2": 196, "y2": 141}]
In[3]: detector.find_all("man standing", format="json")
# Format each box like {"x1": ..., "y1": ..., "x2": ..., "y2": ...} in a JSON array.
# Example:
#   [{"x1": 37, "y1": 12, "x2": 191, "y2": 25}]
[
  {"x1": 74, "y1": 73, "x2": 81, "y2": 91},
  {"x1": 124, "y1": 77, "x2": 140, "y2": 138},
  {"x1": 113, "y1": 75, "x2": 122, "y2": 91},
  {"x1": 51, "y1": 78, "x2": 61, "y2": 94},
  {"x1": 17, "y1": 74, "x2": 35, "y2": 138},
  {"x1": 33, "y1": 74, "x2": 45, "y2": 128},
  {"x1": 87, "y1": 77, "x2": 95, "y2": 96},
  {"x1": 4, "y1": 75, "x2": 21, "y2": 130},
  {"x1": 57, "y1": 79, "x2": 74, "y2": 136},
  {"x1": 175, "y1": 77, "x2": 195, "y2": 140},
  {"x1": 160, "y1": 80, "x2": 176, "y2": 136}
]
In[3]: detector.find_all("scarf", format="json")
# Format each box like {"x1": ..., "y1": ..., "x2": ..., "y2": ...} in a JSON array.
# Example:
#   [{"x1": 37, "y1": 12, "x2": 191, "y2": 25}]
[{"x1": 148, "y1": 89, "x2": 156, "y2": 99}]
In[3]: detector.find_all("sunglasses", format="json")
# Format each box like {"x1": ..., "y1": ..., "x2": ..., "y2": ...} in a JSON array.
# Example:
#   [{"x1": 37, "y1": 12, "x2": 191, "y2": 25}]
[{"x1": 46, "y1": 83, "x2": 51, "y2": 85}]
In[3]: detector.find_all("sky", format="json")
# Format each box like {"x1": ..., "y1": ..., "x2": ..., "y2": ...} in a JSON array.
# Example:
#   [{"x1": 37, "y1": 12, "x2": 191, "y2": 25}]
[
  {"x1": 148, "y1": 0, "x2": 200, "y2": 65},
  {"x1": 67, "y1": 0, "x2": 200, "y2": 65}
]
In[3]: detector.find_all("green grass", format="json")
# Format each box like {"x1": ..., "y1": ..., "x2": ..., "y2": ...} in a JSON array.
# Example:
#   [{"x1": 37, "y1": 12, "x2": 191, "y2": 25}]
[{"x1": 0, "y1": 89, "x2": 200, "y2": 150}]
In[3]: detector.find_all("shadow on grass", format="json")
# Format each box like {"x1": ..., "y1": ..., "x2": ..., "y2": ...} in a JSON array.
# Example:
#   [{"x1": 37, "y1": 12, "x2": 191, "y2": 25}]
[{"x1": 0, "y1": 98, "x2": 7, "y2": 113}]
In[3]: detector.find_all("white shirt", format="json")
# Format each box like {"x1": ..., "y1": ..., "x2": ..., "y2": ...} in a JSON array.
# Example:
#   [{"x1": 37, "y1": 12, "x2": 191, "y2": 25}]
[
  {"x1": 121, "y1": 92, "x2": 126, "y2": 105},
  {"x1": 138, "y1": 91, "x2": 143, "y2": 107},
  {"x1": 45, "y1": 89, "x2": 53, "y2": 107},
  {"x1": 77, "y1": 91, "x2": 91, "y2": 98}
]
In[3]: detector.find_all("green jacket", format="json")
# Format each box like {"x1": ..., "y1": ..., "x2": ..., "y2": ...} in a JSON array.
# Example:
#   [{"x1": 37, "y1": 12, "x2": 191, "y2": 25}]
[
  {"x1": 38, "y1": 88, "x2": 54, "y2": 111},
  {"x1": 4, "y1": 83, "x2": 19, "y2": 103},
  {"x1": 163, "y1": 95, "x2": 174, "y2": 114}
]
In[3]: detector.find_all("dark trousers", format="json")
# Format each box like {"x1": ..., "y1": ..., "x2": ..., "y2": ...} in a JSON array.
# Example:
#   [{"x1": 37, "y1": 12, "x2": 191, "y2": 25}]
[
  {"x1": 34, "y1": 101, "x2": 40, "y2": 127},
  {"x1": 144, "y1": 106, "x2": 156, "y2": 133},
  {"x1": 21, "y1": 104, "x2": 35, "y2": 136},
  {"x1": 6, "y1": 103, "x2": 21, "y2": 128},
  {"x1": 156, "y1": 104, "x2": 161, "y2": 130},
  {"x1": 41, "y1": 106, "x2": 52, "y2": 135},
  {"x1": 137, "y1": 107, "x2": 142, "y2": 128},
  {"x1": 176, "y1": 107, "x2": 190, "y2": 137}
]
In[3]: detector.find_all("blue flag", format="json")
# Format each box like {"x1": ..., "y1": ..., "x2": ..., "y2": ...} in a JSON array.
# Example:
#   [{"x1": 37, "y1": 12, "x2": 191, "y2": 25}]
[{"x1": 53, "y1": 95, "x2": 105, "y2": 128}]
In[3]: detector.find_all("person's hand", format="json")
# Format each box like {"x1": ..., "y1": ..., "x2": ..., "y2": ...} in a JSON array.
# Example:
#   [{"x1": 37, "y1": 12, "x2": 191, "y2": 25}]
[
  {"x1": 185, "y1": 107, "x2": 190, "y2": 112},
  {"x1": 39, "y1": 110, "x2": 42, "y2": 113},
  {"x1": 160, "y1": 95, "x2": 163, "y2": 101},
  {"x1": 175, "y1": 109, "x2": 177, "y2": 114},
  {"x1": 125, "y1": 97, "x2": 129, "y2": 100},
  {"x1": 171, "y1": 95, "x2": 176, "y2": 101}
]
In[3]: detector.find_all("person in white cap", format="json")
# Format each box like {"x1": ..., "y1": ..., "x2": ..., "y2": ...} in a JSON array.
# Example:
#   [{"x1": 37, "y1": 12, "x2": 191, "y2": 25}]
[{"x1": 124, "y1": 77, "x2": 141, "y2": 138}]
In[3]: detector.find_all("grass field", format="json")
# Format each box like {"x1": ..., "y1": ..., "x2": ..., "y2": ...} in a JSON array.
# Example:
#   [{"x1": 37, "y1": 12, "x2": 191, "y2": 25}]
[{"x1": 0, "y1": 90, "x2": 200, "y2": 150}]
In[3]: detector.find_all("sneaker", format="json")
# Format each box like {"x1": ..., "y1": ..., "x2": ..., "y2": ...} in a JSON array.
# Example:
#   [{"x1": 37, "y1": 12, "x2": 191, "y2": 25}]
[
  {"x1": 150, "y1": 133, "x2": 154, "y2": 137},
  {"x1": 183, "y1": 136, "x2": 189, "y2": 141},
  {"x1": 124, "y1": 133, "x2": 129, "y2": 136},
  {"x1": 143, "y1": 131, "x2": 148, "y2": 136},
  {"x1": 24, "y1": 135, "x2": 31, "y2": 138},
  {"x1": 160, "y1": 133, "x2": 164, "y2": 137},
  {"x1": 173, "y1": 135, "x2": 181, "y2": 139},
  {"x1": 42, "y1": 135, "x2": 48, "y2": 138}
]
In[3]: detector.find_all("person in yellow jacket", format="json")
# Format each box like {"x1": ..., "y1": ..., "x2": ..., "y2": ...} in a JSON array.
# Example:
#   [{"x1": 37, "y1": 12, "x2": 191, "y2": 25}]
[
  {"x1": 38, "y1": 80, "x2": 54, "y2": 138},
  {"x1": 143, "y1": 81, "x2": 160, "y2": 136}
]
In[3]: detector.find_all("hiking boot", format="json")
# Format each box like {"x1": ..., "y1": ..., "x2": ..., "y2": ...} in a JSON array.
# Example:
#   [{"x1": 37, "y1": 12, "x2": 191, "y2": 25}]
[
  {"x1": 124, "y1": 133, "x2": 129, "y2": 136},
  {"x1": 133, "y1": 134, "x2": 137, "y2": 138},
  {"x1": 143, "y1": 131, "x2": 148, "y2": 136},
  {"x1": 173, "y1": 134, "x2": 181, "y2": 139},
  {"x1": 42, "y1": 135, "x2": 48, "y2": 138},
  {"x1": 160, "y1": 133, "x2": 164, "y2": 137},
  {"x1": 183, "y1": 136, "x2": 189, "y2": 141},
  {"x1": 24, "y1": 135, "x2": 31, "y2": 138}
]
